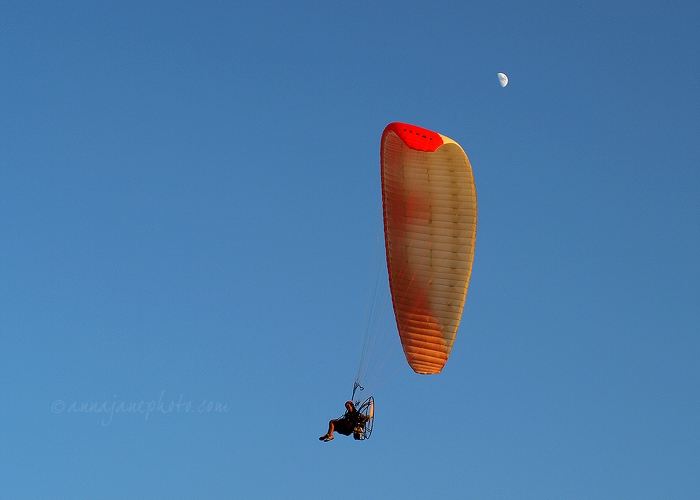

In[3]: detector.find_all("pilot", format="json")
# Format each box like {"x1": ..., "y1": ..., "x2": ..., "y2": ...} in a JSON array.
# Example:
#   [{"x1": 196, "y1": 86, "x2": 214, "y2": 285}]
[{"x1": 319, "y1": 400, "x2": 364, "y2": 442}]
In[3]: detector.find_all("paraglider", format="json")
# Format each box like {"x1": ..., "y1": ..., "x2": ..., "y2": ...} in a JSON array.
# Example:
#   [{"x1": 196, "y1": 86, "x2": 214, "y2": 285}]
[
  {"x1": 320, "y1": 122, "x2": 476, "y2": 441},
  {"x1": 319, "y1": 397, "x2": 374, "y2": 442}
]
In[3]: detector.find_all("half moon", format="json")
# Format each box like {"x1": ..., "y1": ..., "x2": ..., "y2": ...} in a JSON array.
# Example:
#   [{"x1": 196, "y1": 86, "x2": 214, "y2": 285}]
[{"x1": 497, "y1": 72, "x2": 508, "y2": 87}]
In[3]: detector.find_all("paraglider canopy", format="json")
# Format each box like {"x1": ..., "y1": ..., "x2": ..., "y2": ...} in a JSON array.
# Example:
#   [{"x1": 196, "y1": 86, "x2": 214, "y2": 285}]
[{"x1": 381, "y1": 122, "x2": 477, "y2": 374}]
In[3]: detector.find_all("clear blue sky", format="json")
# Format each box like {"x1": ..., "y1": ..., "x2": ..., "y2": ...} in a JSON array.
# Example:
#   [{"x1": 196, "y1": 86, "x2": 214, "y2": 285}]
[{"x1": 2, "y1": 1, "x2": 699, "y2": 498}]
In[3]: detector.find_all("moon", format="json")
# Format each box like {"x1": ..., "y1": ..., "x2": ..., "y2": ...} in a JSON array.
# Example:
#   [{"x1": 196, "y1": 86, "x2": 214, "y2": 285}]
[{"x1": 497, "y1": 72, "x2": 508, "y2": 87}]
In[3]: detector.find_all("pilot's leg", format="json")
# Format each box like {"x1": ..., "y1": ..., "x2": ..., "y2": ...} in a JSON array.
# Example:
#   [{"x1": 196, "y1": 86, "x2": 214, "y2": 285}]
[{"x1": 319, "y1": 419, "x2": 337, "y2": 441}]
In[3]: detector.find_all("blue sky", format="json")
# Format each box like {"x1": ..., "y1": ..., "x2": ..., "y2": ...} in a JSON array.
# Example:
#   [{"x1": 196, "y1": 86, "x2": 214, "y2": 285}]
[{"x1": 1, "y1": 1, "x2": 699, "y2": 498}]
